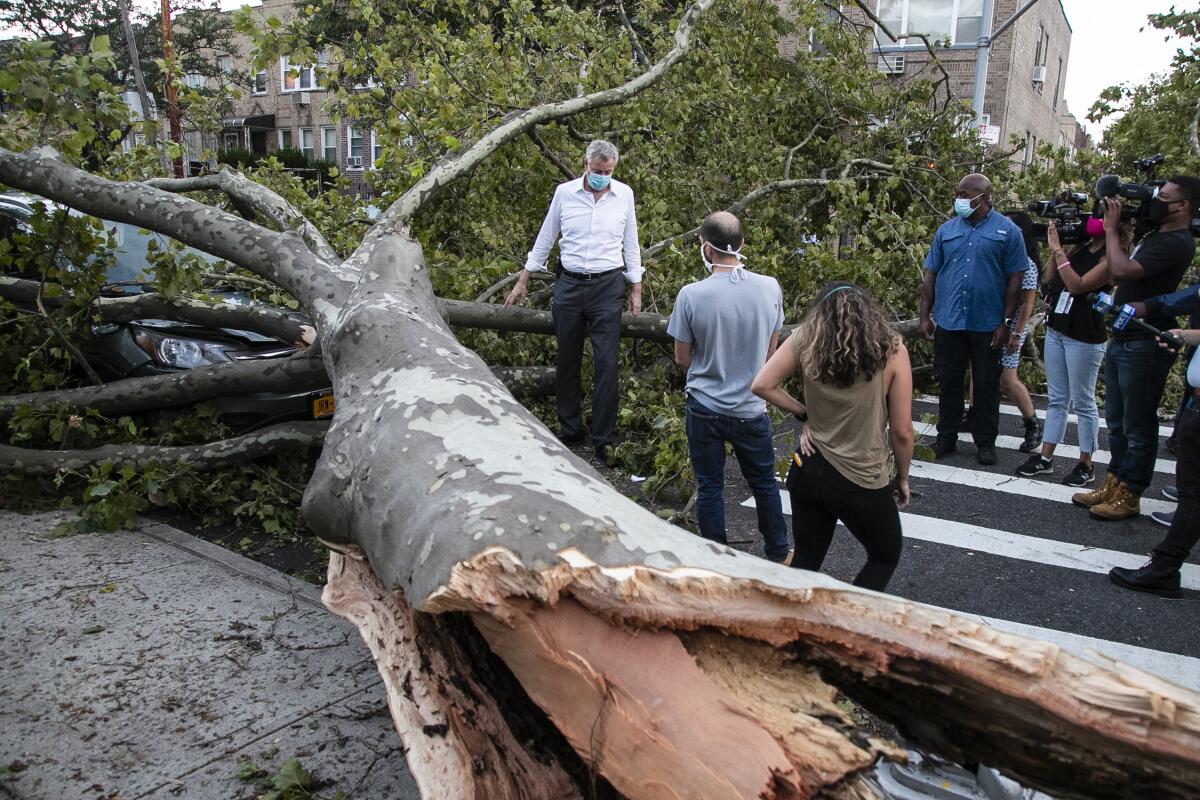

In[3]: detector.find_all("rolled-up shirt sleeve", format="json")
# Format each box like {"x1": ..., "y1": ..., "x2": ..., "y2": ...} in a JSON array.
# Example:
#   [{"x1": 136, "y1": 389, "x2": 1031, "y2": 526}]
[
  {"x1": 524, "y1": 188, "x2": 562, "y2": 273},
  {"x1": 622, "y1": 189, "x2": 643, "y2": 284}
]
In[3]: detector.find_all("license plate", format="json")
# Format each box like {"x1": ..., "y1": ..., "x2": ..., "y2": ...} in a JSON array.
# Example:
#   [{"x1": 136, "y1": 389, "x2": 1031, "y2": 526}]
[{"x1": 312, "y1": 393, "x2": 335, "y2": 418}]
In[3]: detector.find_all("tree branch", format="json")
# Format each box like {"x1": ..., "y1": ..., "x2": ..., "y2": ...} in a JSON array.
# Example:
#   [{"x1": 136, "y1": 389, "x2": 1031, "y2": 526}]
[
  {"x1": 618, "y1": 0, "x2": 652, "y2": 68},
  {"x1": 644, "y1": 160, "x2": 893, "y2": 258},
  {"x1": 1192, "y1": 96, "x2": 1200, "y2": 159},
  {"x1": 0, "y1": 420, "x2": 330, "y2": 475},
  {"x1": 0, "y1": 147, "x2": 327, "y2": 306},
  {"x1": 0, "y1": 349, "x2": 329, "y2": 421},
  {"x1": 474, "y1": 270, "x2": 555, "y2": 303},
  {"x1": 373, "y1": 0, "x2": 716, "y2": 231},
  {"x1": 0, "y1": 277, "x2": 315, "y2": 345},
  {"x1": 144, "y1": 166, "x2": 341, "y2": 264},
  {"x1": 850, "y1": 0, "x2": 954, "y2": 108},
  {"x1": 525, "y1": 127, "x2": 577, "y2": 181}
]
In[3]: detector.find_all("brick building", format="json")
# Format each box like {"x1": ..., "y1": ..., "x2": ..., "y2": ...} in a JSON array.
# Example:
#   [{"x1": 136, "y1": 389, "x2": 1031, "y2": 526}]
[
  {"x1": 185, "y1": 0, "x2": 383, "y2": 194},
  {"x1": 787, "y1": 1, "x2": 1090, "y2": 163}
]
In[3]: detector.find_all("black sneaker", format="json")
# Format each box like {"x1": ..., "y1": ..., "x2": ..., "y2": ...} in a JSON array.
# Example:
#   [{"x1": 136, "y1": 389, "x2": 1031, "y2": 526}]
[
  {"x1": 932, "y1": 437, "x2": 957, "y2": 459},
  {"x1": 976, "y1": 445, "x2": 997, "y2": 466},
  {"x1": 1061, "y1": 461, "x2": 1095, "y2": 487},
  {"x1": 1163, "y1": 485, "x2": 1179, "y2": 502},
  {"x1": 1018, "y1": 416, "x2": 1042, "y2": 453},
  {"x1": 1016, "y1": 455, "x2": 1053, "y2": 477}
]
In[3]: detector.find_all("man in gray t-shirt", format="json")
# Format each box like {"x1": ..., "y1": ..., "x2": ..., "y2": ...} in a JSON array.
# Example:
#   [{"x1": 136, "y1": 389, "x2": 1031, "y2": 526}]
[{"x1": 667, "y1": 212, "x2": 789, "y2": 563}]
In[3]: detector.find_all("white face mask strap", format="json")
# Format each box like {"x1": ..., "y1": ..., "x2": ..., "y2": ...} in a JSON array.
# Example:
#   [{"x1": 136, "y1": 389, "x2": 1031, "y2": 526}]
[{"x1": 700, "y1": 241, "x2": 747, "y2": 279}]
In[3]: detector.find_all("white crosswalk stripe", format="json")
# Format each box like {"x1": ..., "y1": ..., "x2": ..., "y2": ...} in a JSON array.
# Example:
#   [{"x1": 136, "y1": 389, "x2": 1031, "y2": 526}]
[
  {"x1": 735, "y1": 406, "x2": 1193, "y2": 693},
  {"x1": 914, "y1": 421, "x2": 1177, "y2": 475},
  {"x1": 909, "y1": 460, "x2": 1175, "y2": 515},
  {"x1": 742, "y1": 494, "x2": 1198, "y2": 591},
  {"x1": 916, "y1": 394, "x2": 1177, "y2": 438}
]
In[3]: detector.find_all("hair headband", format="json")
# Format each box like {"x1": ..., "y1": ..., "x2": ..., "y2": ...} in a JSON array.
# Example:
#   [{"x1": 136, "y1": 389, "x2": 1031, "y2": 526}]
[{"x1": 821, "y1": 285, "x2": 858, "y2": 301}]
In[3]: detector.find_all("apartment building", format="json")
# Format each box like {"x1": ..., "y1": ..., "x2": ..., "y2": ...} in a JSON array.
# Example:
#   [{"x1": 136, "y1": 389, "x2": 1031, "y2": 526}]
[
  {"x1": 784, "y1": 1, "x2": 1090, "y2": 163},
  {"x1": 185, "y1": 0, "x2": 382, "y2": 193}
]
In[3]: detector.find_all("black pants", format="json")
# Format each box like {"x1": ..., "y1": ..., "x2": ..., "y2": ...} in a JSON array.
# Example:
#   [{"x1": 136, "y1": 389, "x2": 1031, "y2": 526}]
[
  {"x1": 552, "y1": 270, "x2": 624, "y2": 446},
  {"x1": 1154, "y1": 402, "x2": 1199, "y2": 568},
  {"x1": 934, "y1": 327, "x2": 1002, "y2": 447},
  {"x1": 785, "y1": 448, "x2": 903, "y2": 591}
]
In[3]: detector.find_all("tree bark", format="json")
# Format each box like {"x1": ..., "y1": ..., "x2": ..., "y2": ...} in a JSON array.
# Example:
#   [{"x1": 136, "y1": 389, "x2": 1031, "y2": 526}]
[
  {"x1": 0, "y1": 349, "x2": 329, "y2": 421},
  {"x1": 0, "y1": 420, "x2": 330, "y2": 474},
  {"x1": 0, "y1": 277, "x2": 314, "y2": 345}
]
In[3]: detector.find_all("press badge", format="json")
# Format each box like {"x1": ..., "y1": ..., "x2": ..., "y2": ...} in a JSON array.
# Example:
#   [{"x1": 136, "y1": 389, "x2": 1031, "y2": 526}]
[{"x1": 1055, "y1": 291, "x2": 1074, "y2": 315}]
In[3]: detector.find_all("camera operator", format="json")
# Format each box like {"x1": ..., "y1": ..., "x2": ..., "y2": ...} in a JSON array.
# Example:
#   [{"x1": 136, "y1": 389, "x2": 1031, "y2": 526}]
[
  {"x1": 1071, "y1": 176, "x2": 1200, "y2": 521},
  {"x1": 1017, "y1": 217, "x2": 1126, "y2": 486},
  {"x1": 1109, "y1": 323, "x2": 1200, "y2": 598}
]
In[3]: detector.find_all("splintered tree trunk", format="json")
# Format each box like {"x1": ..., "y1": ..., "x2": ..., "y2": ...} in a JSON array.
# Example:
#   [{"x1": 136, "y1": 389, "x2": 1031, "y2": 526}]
[{"x1": 299, "y1": 229, "x2": 1200, "y2": 800}]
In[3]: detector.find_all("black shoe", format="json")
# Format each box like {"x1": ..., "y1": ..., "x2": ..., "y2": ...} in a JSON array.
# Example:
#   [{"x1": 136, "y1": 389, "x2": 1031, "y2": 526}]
[
  {"x1": 558, "y1": 431, "x2": 586, "y2": 446},
  {"x1": 1061, "y1": 461, "x2": 1094, "y2": 487},
  {"x1": 1018, "y1": 416, "x2": 1042, "y2": 453},
  {"x1": 594, "y1": 443, "x2": 614, "y2": 467},
  {"x1": 976, "y1": 445, "x2": 997, "y2": 466},
  {"x1": 1016, "y1": 454, "x2": 1053, "y2": 477},
  {"x1": 1109, "y1": 559, "x2": 1182, "y2": 598},
  {"x1": 932, "y1": 438, "x2": 957, "y2": 459},
  {"x1": 1163, "y1": 484, "x2": 1179, "y2": 502}
]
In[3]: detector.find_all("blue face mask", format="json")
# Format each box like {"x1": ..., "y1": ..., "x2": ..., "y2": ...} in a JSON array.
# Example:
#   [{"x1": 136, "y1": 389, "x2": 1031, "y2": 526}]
[
  {"x1": 954, "y1": 193, "x2": 983, "y2": 217},
  {"x1": 587, "y1": 172, "x2": 611, "y2": 191}
]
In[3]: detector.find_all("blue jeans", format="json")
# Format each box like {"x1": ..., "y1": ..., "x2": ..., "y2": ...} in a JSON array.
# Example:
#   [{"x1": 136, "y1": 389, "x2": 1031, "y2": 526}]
[
  {"x1": 1104, "y1": 338, "x2": 1176, "y2": 495},
  {"x1": 1043, "y1": 328, "x2": 1106, "y2": 454},
  {"x1": 685, "y1": 397, "x2": 789, "y2": 561}
]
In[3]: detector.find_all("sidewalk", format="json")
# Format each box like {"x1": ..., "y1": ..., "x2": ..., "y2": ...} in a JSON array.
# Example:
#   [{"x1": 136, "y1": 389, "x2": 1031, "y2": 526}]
[{"x1": 0, "y1": 511, "x2": 418, "y2": 800}]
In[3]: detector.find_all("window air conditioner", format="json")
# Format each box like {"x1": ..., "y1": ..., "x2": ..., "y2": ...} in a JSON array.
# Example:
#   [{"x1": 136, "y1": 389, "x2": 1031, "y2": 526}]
[
  {"x1": 292, "y1": 91, "x2": 312, "y2": 106},
  {"x1": 877, "y1": 55, "x2": 905, "y2": 75},
  {"x1": 1032, "y1": 65, "x2": 1047, "y2": 84},
  {"x1": 346, "y1": 156, "x2": 363, "y2": 168}
]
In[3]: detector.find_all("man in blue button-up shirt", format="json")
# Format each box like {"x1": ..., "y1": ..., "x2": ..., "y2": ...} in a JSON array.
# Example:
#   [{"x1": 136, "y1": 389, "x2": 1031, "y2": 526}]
[{"x1": 918, "y1": 173, "x2": 1027, "y2": 465}]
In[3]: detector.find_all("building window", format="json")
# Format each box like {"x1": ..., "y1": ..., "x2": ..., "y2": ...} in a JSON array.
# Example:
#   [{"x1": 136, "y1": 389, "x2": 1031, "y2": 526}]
[
  {"x1": 371, "y1": 131, "x2": 383, "y2": 167},
  {"x1": 321, "y1": 126, "x2": 337, "y2": 162},
  {"x1": 252, "y1": 69, "x2": 267, "y2": 94},
  {"x1": 299, "y1": 128, "x2": 314, "y2": 158},
  {"x1": 217, "y1": 56, "x2": 232, "y2": 74},
  {"x1": 1052, "y1": 57, "x2": 1062, "y2": 109},
  {"x1": 347, "y1": 126, "x2": 364, "y2": 169},
  {"x1": 281, "y1": 53, "x2": 327, "y2": 92},
  {"x1": 278, "y1": 129, "x2": 293, "y2": 150},
  {"x1": 875, "y1": 0, "x2": 982, "y2": 46},
  {"x1": 808, "y1": 3, "x2": 842, "y2": 55},
  {"x1": 222, "y1": 131, "x2": 240, "y2": 150},
  {"x1": 183, "y1": 72, "x2": 206, "y2": 90}
]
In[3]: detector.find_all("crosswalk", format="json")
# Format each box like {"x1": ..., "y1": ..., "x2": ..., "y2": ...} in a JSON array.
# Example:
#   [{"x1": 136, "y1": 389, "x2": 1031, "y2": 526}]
[
  {"x1": 915, "y1": 395, "x2": 1177, "y2": 438},
  {"x1": 732, "y1": 398, "x2": 1199, "y2": 693}
]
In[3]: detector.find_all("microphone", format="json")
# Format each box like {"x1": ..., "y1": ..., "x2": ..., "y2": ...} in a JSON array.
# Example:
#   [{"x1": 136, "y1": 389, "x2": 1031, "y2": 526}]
[{"x1": 1089, "y1": 292, "x2": 1185, "y2": 349}]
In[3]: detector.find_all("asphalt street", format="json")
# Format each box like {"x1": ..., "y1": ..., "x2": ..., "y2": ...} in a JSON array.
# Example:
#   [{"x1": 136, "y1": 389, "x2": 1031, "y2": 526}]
[{"x1": 711, "y1": 394, "x2": 1200, "y2": 690}]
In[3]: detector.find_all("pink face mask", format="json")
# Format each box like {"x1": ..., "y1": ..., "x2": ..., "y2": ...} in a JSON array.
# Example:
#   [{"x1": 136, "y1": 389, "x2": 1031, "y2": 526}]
[{"x1": 1086, "y1": 217, "x2": 1105, "y2": 238}]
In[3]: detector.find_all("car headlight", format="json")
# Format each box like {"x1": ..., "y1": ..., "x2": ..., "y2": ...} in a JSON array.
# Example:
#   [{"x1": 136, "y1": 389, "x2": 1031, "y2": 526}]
[{"x1": 133, "y1": 329, "x2": 231, "y2": 368}]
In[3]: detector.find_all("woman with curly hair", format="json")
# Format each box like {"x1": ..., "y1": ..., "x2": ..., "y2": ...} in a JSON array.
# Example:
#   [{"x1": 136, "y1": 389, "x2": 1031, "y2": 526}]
[{"x1": 751, "y1": 282, "x2": 914, "y2": 591}]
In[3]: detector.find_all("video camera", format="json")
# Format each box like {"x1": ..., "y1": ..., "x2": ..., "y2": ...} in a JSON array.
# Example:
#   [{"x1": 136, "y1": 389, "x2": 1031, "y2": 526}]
[
  {"x1": 1026, "y1": 191, "x2": 1091, "y2": 245},
  {"x1": 1026, "y1": 153, "x2": 1200, "y2": 242},
  {"x1": 1089, "y1": 291, "x2": 1184, "y2": 349}
]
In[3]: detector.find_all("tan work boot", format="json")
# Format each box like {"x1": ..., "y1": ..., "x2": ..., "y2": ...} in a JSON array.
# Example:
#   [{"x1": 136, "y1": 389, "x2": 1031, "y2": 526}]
[
  {"x1": 1090, "y1": 482, "x2": 1141, "y2": 521},
  {"x1": 1072, "y1": 472, "x2": 1119, "y2": 508}
]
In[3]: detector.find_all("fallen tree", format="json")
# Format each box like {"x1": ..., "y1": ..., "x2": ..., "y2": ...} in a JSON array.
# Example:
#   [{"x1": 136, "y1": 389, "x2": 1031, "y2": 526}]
[{"x1": 3, "y1": 2, "x2": 1199, "y2": 798}]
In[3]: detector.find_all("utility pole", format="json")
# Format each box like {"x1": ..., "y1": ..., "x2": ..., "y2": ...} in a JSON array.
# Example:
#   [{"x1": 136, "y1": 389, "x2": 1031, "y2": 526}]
[
  {"x1": 971, "y1": 0, "x2": 1045, "y2": 127},
  {"x1": 160, "y1": 0, "x2": 184, "y2": 177}
]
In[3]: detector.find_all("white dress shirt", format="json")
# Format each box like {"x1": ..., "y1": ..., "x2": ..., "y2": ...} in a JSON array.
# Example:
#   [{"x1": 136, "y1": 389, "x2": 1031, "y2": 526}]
[{"x1": 524, "y1": 176, "x2": 643, "y2": 283}]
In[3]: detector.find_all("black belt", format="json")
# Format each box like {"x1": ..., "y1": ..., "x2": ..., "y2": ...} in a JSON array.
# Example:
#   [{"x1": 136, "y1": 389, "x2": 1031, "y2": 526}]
[{"x1": 560, "y1": 267, "x2": 622, "y2": 281}]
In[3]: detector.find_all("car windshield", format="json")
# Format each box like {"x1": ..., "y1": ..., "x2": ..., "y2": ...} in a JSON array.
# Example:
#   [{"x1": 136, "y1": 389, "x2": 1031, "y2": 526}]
[{"x1": 103, "y1": 220, "x2": 221, "y2": 288}]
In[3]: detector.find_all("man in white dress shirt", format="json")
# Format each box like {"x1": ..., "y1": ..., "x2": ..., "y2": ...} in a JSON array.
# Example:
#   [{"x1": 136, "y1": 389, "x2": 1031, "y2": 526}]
[{"x1": 505, "y1": 139, "x2": 642, "y2": 464}]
